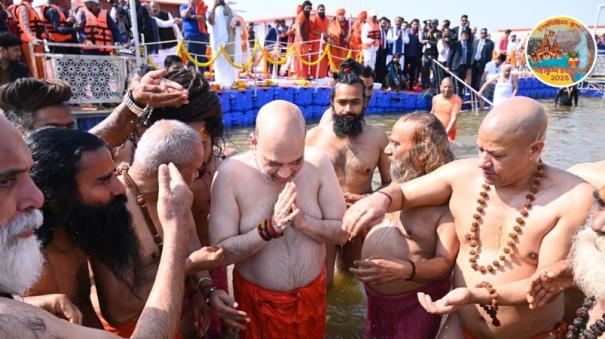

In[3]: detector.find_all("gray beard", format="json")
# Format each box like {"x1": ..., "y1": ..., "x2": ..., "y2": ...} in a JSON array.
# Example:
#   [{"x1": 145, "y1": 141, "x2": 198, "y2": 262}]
[
  {"x1": 571, "y1": 205, "x2": 605, "y2": 300},
  {"x1": 0, "y1": 210, "x2": 45, "y2": 295},
  {"x1": 389, "y1": 154, "x2": 421, "y2": 184}
]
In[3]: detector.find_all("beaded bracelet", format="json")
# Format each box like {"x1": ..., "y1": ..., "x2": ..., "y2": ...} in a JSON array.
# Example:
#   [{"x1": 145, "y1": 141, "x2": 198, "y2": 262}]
[
  {"x1": 257, "y1": 220, "x2": 272, "y2": 241},
  {"x1": 476, "y1": 281, "x2": 501, "y2": 327}
]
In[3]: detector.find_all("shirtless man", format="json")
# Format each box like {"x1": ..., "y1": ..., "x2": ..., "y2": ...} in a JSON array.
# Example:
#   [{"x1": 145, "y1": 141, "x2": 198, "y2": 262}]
[
  {"x1": 0, "y1": 113, "x2": 193, "y2": 338},
  {"x1": 93, "y1": 120, "x2": 237, "y2": 337},
  {"x1": 25, "y1": 128, "x2": 140, "y2": 328},
  {"x1": 319, "y1": 58, "x2": 375, "y2": 126},
  {"x1": 431, "y1": 77, "x2": 462, "y2": 141},
  {"x1": 568, "y1": 160, "x2": 605, "y2": 188},
  {"x1": 351, "y1": 113, "x2": 458, "y2": 339},
  {"x1": 343, "y1": 97, "x2": 594, "y2": 338},
  {"x1": 209, "y1": 100, "x2": 348, "y2": 338},
  {"x1": 306, "y1": 70, "x2": 390, "y2": 279},
  {"x1": 92, "y1": 69, "x2": 231, "y2": 335}
]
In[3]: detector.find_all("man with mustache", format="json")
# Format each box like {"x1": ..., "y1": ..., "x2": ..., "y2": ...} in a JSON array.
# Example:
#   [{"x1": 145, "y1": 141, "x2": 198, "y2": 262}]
[
  {"x1": 0, "y1": 113, "x2": 195, "y2": 338},
  {"x1": 307, "y1": 69, "x2": 390, "y2": 282},
  {"x1": 25, "y1": 127, "x2": 137, "y2": 328},
  {"x1": 351, "y1": 113, "x2": 458, "y2": 339},
  {"x1": 93, "y1": 120, "x2": 235, "y2": 338},
  {"x1": 344, "y1": 97, "x2": 594, "y2": 338},
  {"x1": 209, "y1": 100, "x2": 348, "y2": 338},
  {"x1": 310, "y1": 3, "x2": 328, "y2": 78}
]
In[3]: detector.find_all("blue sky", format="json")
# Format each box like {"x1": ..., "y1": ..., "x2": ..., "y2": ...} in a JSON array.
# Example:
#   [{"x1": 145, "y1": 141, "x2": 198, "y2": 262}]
[{"x1": 234, "y1": 0, "x2": 603, "y2": 32}]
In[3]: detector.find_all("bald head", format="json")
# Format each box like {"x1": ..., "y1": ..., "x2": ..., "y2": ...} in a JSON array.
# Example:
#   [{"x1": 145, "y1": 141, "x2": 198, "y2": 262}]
[
  {"x1": 255, "y1": 100, "x2": 306, "y2": 143},
  {"x1": 440, "y1": 77, "x2": 454, "y2": 97},
  {"x1": 480, "y1": 97, "x2": 547, "y2": 146},
  {"x1": 253, "y1": 101, "x2": 306, "y2": 185},
  {"x1": 133, "y1": 119, "x2": 203, "y2": 184},
  {"x1": 441, "y1": 77, "x2": 453, "y2": 87}
]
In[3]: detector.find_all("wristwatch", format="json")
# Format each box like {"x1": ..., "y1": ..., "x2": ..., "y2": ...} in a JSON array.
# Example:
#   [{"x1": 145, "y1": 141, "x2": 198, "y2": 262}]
[{"x1": 123, "y1": 89, "x2": 153, "y2": 118}]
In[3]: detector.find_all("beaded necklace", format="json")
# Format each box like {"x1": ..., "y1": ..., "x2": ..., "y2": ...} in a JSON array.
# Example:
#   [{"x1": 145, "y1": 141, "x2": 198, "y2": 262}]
[
  {"x1": 566, "y1": 296, "x2": 605, "y2": 339},
  {"x1": 467, "y1": 160, "x2": 544, "y2": 274}
]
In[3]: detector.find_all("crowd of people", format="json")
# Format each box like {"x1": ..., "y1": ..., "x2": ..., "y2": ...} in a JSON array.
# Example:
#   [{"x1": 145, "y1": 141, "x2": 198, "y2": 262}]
[
  {"x1": 0, "y1": 0, "x2": 539, "y2": 93},
  {"x1": 0, "y1": 48, "x2": 604, "y2": 339}
]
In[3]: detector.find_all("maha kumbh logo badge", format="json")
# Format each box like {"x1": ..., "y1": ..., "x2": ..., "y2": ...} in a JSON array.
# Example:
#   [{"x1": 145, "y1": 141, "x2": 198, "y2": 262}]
[{"x1": 526, "y1": 16, "x2": 597, "y2": 87}]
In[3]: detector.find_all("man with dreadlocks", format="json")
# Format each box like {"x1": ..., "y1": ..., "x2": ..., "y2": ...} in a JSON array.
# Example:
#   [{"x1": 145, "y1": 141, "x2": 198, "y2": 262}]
[
  {"x1": 306, "y1": 65, "x2": 390, "y2": 283},
  {"x1": 350, "y1": 113, "x2": 457, "y2": 339},
  {"x1": 90, "y1": 68, "x2": 243, "y2": 336},
  {"x1": 94, "y1": 120, "x2": 234, "y2": 338},
  {"x1": 0, "y1": 77, "x2": 74, "y2": 132}
]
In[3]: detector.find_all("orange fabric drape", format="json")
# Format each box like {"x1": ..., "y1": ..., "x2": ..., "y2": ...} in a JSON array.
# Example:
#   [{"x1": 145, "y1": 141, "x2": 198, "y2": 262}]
[
  {"x1": 234, "y1": 269, "x2": 327, "y2": 339},
  {"x1": 348, "y1": 10, "x2": 366, "y2": 61},
  {"x1": 310, "y1": 14, "x2": 329, "y2": 77}
]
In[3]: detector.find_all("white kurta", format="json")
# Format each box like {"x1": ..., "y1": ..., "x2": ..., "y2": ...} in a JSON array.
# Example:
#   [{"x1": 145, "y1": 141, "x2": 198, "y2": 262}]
[{"x1": 209, "y1": 5, "x2": 235, "y2": 86}]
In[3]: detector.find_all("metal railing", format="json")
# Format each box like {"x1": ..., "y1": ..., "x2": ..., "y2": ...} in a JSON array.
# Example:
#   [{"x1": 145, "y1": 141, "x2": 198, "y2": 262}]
[
  {"x1": 32, "y1": 41, "x2": 137, "y2": 104},
  {"x1": 431, "y1": 59, "x2": 493, "y2": 112}
]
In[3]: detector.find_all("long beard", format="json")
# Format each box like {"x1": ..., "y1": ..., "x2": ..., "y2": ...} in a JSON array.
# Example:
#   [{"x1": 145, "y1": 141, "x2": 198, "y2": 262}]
[
  {"x1": 333, "y1": 112, "x2": 365, "y2": 139},
  {"x1": 571, "y1": 208, "x2": 605, "y2": 300},
  {"x1": 65, "y1": 195, "x2": 142, "y2": 288},
  {"x1": 389, "y1": 153, "x2": 421, "y2": 183},
  {"x1": 0, "y1": 210, "x2": 44, "y2": 295}
]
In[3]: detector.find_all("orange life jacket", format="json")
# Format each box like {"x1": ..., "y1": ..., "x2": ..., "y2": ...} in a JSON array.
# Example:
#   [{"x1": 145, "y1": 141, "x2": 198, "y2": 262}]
[
  {"x1": 39, "y1": 4, "x2": 72, "y2": 42},
  {"x1": 11, "y1": 1, "x2": 46, "y2": 42},
  {"x1": 362, "y1": 20, "x2": 380, "y2": 49},
  {"x1": 82, "y1": 7, "x2": 112, "y2": 52}
]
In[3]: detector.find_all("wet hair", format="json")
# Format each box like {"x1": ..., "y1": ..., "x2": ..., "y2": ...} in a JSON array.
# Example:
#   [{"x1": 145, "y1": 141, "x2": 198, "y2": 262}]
[
  {"x1": 27, "y1": 128, "x2": 107, "y2": 247},
  {"x1": 147, "y1": 69, "x2": 223, "y2": 150},
  {"x1": 0, "y1": 78, "x2": 72, "y2": 131},
  {"x1": 302, "y1": 0, "x2": 312, "y2": 8},
  {"x1": 163, "y1": 55, "x2": 182, "y2": 69},
  {"x1": 0, "y1": 32, "x2": 21, "y2": 49},
  {"x1": 332, "y1": 59, "x2": 367, "y2": 99},
  {"x1": 399, "y1": 113, "x2": 454, "y2": 175}
]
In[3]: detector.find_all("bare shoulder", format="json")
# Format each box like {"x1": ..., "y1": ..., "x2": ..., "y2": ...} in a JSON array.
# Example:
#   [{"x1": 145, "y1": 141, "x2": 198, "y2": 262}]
[
  {"x1": 0, "y1": 299, "x2": 110, "y2": 339},
  {"x1": 545, "y1": 164, "x2": 594, "y2": 210},
  {"x1": 364, "y1": 124, "x2": 389, "y2": 145},
  {"x1": 215, "y1": 152, "x2": 251, "y2": 175},
  {"x1": 305, "y1": 124, "x2": 325, "y2": 145},
  {"x1": 303, "y1": 146, "x2": 332, "y2": 170},
  {"x1": 567, "y1": 160, "x2": 605, "y2": 188}
]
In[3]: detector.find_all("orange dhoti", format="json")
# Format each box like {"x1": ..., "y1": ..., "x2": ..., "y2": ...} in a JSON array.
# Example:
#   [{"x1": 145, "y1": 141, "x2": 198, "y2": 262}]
[
  {"x1": 100, "y1": 316, "x2": 183, "y2": 339},
  {"x1": 233, "y1": 268, "x2": 327, "y2": 339},
  {"x1": 296, "y1": 42, "x2": 312, "y2": 79}
]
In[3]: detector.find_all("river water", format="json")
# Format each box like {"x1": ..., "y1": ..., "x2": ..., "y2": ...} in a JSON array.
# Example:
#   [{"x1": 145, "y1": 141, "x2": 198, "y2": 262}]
[{"x1": 222, "y1": 97, "x2": 605, "y2": 338}]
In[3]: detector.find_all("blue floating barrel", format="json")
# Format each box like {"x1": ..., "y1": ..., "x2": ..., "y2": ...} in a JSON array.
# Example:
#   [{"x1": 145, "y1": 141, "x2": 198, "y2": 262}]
[
  {"x1": 223, "y1": 113, "x2": 233, "y2": 127},
  {"x1": 218, "y1": 91, "x2": 232, "y2": 113},
  {"x1": 313, "y1": 87, "x2": 331, "y2": 106},
  {"x1": 252, "y1": 88, "x2": 275, "y2": 109},
  {"x1": 294, "y1": 87, "x2": 313, "y2": 106},
  {"x1": 274, "y1": 87, "x2": 295, "y2": 102},
  {"x1": 231, "y1": 90, "x2": 253, "y2": 111}
]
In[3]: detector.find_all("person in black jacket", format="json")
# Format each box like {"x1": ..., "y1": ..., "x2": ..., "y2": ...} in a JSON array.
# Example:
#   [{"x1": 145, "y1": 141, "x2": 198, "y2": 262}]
[
  {"x1": 446, "y1": 30, "x2": 472, "y2": 94},
  {"x1": 555, "y1": 85, "x2": 579, "y2": 107},
  {"x1": 470, "y1": 28, "x2": 494, "y2": 91},
  {"x1": 0, "y1": 32, "x2": 29, "y2": 86}
]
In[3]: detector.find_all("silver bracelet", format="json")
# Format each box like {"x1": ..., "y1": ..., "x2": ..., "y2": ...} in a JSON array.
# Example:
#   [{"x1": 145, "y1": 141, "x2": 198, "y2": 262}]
[
  {"x1": 195, "y1": 277, "x2": 213, "y2": 294},
  {"x1": 123, "y1": 89, "x2": 153, "y2": 118}
]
